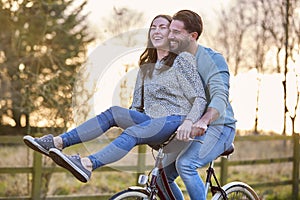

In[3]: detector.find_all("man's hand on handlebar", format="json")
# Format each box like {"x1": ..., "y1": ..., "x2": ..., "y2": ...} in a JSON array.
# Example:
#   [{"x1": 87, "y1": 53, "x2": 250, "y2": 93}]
[
  {"x1": 191, "y1": 119, "x2": 208, "y2": 137},
  {"x1": 176, "y1": 119, "x2": 207, "y2": 143}
]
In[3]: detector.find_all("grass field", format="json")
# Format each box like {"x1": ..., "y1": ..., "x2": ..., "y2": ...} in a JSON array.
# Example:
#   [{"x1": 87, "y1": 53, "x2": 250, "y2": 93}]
[{"x1": 0, "y1": 133, "x2": 297, "y2": 199}]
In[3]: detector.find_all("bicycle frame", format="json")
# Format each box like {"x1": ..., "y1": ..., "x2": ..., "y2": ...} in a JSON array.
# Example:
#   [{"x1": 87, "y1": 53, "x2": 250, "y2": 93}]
[
  {"x1": 110, "y1": 142, "x2": 260, "y2": 200},
  {"x1": 147, "y1": 147, "x2": 176, "y2": 200},
  {"x1": 138, "y1": 145, "x2": 229, "y2": 200},
  {"x1": 204, "y1": 160, "x2": 228, "y2": 199}
]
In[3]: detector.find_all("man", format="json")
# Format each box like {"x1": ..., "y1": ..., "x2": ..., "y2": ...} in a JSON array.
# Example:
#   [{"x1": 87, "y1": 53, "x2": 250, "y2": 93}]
[{"x1": 162, "y1": 10, "x2": 237, "y2": 200}]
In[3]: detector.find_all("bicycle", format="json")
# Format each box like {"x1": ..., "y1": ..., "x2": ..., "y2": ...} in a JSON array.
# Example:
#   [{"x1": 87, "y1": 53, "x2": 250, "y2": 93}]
[{"x1": 109, "y1": 136, "x2": 260, "y2": 200}]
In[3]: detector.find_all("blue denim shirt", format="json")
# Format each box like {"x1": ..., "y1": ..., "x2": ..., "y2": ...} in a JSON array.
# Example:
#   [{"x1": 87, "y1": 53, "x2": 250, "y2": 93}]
[{"x1": 195, "y1": 45, "x2": 237, "y2": 128}]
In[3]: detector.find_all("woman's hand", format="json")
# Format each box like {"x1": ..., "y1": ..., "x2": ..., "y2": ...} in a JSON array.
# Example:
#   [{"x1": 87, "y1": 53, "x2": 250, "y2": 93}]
[
  {"x1": 191, "y1": 119, "x2": 208, "y2": 137},
  {"x1": 176, "y1": 119, "x2": 193, "y2": 141}
]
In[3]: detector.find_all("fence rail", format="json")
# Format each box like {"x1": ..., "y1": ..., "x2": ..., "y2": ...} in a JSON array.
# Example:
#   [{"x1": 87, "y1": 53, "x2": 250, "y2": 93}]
[{"x1": 0, "y1": 134, "x2": 299, "y2": 200}]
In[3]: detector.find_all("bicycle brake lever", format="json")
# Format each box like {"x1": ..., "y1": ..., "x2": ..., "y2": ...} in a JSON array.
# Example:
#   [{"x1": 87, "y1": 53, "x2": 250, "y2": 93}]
[{"x1": 188, "y1": 138, "x2": 204, "y2": 144}]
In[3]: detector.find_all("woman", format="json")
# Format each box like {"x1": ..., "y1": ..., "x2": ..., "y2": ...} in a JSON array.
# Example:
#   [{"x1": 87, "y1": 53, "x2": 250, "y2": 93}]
[{"x1": 23, "y1": 14, "x2": 207, "y2": 183}]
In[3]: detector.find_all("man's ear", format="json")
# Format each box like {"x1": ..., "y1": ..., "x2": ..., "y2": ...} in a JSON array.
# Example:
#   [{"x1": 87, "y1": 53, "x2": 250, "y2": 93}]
[{"x1": 190, "y1": 32, "x2": 198, "y2": 40}]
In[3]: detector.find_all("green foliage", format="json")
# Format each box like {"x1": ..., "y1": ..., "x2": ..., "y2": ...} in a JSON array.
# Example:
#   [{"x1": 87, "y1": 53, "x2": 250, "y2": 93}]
[
  {"x1": 0, "y1": 0, "x2": 94, "y2": 131},
  {"x1": 261, "y1": 186, "x2": 293, "y2": 200},
  {"x1": 53, "y1": 186, "x2": 71, "y2": 195}
]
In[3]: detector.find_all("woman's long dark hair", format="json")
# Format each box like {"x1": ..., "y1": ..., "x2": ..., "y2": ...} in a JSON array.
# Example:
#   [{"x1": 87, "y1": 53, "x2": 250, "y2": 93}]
[{"x1": 138, "y1": 14, "x2": 177, "y2": 78}]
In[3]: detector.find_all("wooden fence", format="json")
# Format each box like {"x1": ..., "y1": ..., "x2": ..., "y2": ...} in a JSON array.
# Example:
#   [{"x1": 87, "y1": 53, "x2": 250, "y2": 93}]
[{"x1": 0, "y1": 134, "x2": 299, "y2": 200}]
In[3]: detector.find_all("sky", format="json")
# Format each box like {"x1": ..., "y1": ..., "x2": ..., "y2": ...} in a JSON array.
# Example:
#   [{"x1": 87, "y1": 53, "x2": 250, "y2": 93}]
[{"x1": 83, "y1": 0, "x2": 230, "y2": 30}]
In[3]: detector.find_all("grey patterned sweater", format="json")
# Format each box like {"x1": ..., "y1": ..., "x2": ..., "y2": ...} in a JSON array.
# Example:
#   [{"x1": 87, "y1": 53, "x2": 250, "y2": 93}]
[{"x1": 131, "y1": 52, "x2": 207, "y2": 123}]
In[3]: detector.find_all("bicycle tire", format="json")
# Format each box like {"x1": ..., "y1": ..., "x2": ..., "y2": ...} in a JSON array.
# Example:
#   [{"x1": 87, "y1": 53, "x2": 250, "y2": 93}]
[
  {"x1": 109, "y1": 188, "x2": 150, "y2": 200},
  {"x1": 211, "y1": 181, "x2": 259, "y2": 200}
]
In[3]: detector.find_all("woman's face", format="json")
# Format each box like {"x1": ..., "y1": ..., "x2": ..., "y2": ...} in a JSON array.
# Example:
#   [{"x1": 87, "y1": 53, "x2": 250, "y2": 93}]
[{"x1": 149, "y1": 17, "x2": 170, "y2": 50}]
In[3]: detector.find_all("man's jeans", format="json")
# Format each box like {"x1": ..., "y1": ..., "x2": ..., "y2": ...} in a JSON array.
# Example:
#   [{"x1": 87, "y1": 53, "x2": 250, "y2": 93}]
[
  {"x1": 160, "y1": 125, "x2": 236, "y2": 200},
  {"x1": 60, "y1": 106, "x2": 185, "y2": 170}
]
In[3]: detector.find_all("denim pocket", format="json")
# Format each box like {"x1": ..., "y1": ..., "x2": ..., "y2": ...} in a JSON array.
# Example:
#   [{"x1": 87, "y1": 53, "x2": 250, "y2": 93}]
[{"x1": 198, "y1": 125, "x2": 223, "y2": 159}]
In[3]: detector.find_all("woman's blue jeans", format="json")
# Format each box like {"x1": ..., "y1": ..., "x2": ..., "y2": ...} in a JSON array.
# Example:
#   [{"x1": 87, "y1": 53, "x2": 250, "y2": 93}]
[
  {"x1": 160, "y1": 125, "x2": 236, "y2": 200},
  {"x1": 60, "y1": 106, "x2": 185, "y2": 170}
]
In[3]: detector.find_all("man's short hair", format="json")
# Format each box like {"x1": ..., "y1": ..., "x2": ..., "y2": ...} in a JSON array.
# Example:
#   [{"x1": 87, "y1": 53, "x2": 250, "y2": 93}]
[{"x1": 173, "y1": 10, "x2": 203, "y2": 40}]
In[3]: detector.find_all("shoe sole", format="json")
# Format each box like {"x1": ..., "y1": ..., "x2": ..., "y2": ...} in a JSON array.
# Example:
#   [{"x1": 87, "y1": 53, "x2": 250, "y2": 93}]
[
  {"x1": 49, "y1": 148, "x2": 90, "y2": 183},
  {"x1": 23, "y1": 135, "x2": 49, "y2": 156}
]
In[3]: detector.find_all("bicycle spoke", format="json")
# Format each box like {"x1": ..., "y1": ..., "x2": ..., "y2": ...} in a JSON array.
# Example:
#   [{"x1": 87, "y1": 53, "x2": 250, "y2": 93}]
[{"x1": 227, "y1": 191, "x2": 253, "y2": 199}]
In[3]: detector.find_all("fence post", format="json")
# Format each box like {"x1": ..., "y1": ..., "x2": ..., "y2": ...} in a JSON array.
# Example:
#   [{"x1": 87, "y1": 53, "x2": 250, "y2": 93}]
[
  {"x1": 220, "y1": 157, "x2": 228, "y2": 186},
  {"x1": 292, "y1": 133, "x2": 299, "y2": 200},
  {"x1": 31, "y1": 151, "x2": 42, "y2": 200},
  {"x1": 136, "y1": 145, "x2": 147, "y2": 183}
]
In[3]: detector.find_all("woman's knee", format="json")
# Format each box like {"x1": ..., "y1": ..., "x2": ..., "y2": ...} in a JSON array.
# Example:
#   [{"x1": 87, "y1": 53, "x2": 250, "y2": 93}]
[
  {"x1": 109, "y1": 106, "x2": 137, "y2": 128},
  {"x1": 109, "y1": 106, "x2": 124, "y2": 114}
]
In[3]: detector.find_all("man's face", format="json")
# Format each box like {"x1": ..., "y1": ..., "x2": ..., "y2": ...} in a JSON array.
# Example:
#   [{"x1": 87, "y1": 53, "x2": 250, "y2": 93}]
[{"x1": 168, "y1": 20, "x2": 192, "y2": 53}]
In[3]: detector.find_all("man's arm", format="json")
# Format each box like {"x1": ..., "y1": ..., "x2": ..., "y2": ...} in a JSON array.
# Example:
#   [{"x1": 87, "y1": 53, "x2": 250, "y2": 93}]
[
  {"x1": 191, "y1": 48, "x2": 230, "y2": 136},
  {"x1": 191, "y1": 107, "x2": 219, "y2": 136}
]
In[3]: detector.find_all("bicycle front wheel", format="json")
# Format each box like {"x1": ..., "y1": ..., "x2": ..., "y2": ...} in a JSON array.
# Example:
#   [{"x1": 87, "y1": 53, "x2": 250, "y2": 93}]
[
  {"x1": 212, "y1": 181, "x2": 259, "y2": 200},
  {"x1": 109, "y1": 188, "x2": 150, "y2": 200}
]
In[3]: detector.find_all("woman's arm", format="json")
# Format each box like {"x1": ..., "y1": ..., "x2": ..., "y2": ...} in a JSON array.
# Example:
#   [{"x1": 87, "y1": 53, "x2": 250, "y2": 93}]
[
  {"x1": 174, "y1": 52, "x2": 207, "y2": 141},
  {"x1": 130, "y1": 69, "x2": 144, "y2": 112}
]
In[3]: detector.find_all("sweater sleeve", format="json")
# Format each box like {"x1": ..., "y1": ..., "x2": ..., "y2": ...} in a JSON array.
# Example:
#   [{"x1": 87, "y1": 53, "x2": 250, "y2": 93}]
[
  {"x1": 174, "y1": 52, "x2": 207, "y2": 123},
  {"x1": 196, "y1": 46, "x2": 230, "y2": 117},
  {"x1": 209, "y1": 54, "x2": 229, "y2": 115},
  {"x1": 205, "y1": 53, "x2": 230, "y2": 116},
  {"x1": 130, "y1": 69, "x2": 144, "y2": 112}
]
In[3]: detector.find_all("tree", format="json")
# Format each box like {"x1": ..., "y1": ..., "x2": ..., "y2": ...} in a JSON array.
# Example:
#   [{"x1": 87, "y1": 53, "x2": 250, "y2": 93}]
[
  {"x1": 211, "y1": 0, "x2": 300, "y2": 134},
  {"x1": 0, "y1": 0, "x2": 95, "y2": 197},
  {"x1": 0, "y1": 0, "x2": 94, "y2": 134},
  {"x1": 99, "y1": 6, "x2": 145, "y2": 47},
  {"x1": 212, "y1": 0, "x2": 256, "y2": 75},
  {"x1": 212, "y1": 0, "x2": 280, "y2": 75},
  {"x1": 94, "y1": 7, "x2": 145, "y2": 110}
]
